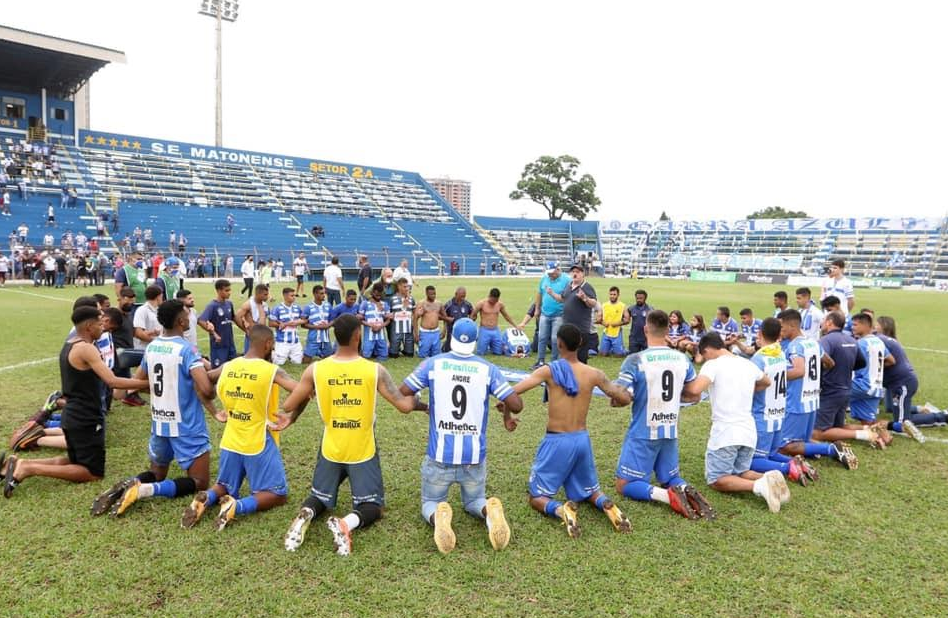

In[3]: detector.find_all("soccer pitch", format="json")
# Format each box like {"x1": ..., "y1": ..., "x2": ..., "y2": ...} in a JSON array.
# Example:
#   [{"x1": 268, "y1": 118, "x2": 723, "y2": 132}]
[{"x1": 1, "y1": 277, "x2": 946, "y2": 618}]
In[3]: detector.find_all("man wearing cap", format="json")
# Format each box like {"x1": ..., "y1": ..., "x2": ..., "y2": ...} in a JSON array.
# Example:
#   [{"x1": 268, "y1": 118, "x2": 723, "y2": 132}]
[
  {"x1": 526, "y1": 261, "x2": 569, "y2": 368},
  {"x1": 561, "y1": 264, "x2": 598, "y2": 364},
  {"x1": 115, "y1": 252, "x2": 149, "y2": 305},
  {"x1": 155, "y1": 257, "x2": 183, "y2": 301}
]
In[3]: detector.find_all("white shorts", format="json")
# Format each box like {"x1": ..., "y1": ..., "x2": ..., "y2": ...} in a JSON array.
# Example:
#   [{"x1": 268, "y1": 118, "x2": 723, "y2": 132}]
[{"x1": 273, "y1": 341, "x2": 303, "y2": 365}]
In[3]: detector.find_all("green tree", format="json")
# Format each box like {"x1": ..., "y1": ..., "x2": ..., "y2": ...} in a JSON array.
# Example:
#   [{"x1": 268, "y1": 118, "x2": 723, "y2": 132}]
[
  {"x1": 659, "y1": 211, "x2": 670, "y2": 221},
  {"x1": 747, "y1": 206, "x2": 809, "y2": 219},
  {"x1": 509, "y1": 155, "x2": 601, "y2": 220}
]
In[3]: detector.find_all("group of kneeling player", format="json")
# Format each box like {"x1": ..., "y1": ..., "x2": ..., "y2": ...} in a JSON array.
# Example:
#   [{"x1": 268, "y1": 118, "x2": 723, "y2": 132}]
[{"x1": 1, "y1": 279, "x2": 944, "y2": 557}]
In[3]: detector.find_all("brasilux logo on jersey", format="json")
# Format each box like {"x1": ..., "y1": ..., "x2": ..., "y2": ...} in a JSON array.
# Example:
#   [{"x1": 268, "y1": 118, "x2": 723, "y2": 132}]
[
  {"x1": 332, "y1": 417, "x2": 362, "y2": 429},
  {"x1": 441, "y1": 360, "x2": 478, "y2": 374},
  {"x1": 224, "y1": 385, "x2": 254, "y2": 401},
  {"x1": 644, "y1": 351, "x2": 678, "y2": 363},
  {"x1": 228, "y1": 409, "x2": 252, "y2": 422},
  {"x1": 149, "y1": 343, "x2": 175, "y2": 355},
  {"x1": 332, "y1": 392, "x2": 363, "y2": 407}
]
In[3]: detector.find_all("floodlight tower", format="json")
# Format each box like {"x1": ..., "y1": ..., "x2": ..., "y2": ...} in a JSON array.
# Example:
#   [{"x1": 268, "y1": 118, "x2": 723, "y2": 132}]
[{"x1": 198, "y1": 0, "x2": 239, "y2": 147}]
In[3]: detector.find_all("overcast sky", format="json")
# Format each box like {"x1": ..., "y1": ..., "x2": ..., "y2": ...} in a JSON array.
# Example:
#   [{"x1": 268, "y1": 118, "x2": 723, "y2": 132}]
[{"x1": 11, "y1": 1, "x2": 948, "y2": 221}]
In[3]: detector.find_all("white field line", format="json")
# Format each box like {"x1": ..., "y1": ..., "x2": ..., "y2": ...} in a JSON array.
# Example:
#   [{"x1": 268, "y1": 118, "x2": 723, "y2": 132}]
[
  {"x1": 0, "y1": 356, "x2": 57, "y2": 373},
  {"x1": 0, "y1": 288, "x2": 74, "y2": 303},
  {"x1": 903, "y1": 346, "x2": 948, "y2": 355},
  {"x1": 893, "y1": 431, "x2": 948, "y2": 444}
]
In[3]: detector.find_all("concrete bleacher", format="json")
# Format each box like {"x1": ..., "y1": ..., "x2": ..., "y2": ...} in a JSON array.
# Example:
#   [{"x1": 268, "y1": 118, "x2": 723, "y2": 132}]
[{"x1": 475, "y1": 216, "x2": 600, "y2": 268}]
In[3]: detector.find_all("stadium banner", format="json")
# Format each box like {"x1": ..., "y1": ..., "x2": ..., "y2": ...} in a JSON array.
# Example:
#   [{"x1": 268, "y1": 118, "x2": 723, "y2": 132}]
[
  {"x1": 787, "y1": 275, "x2": 903, "y2": 289},
  {"x1": 736, "y1": 273, "x2": 789, "y2": 285},
  {"x1": 689, "y1": 271, "x2": 736, "y2": 283},
  {"x1": 600, "y1": 217, "x2": 944, "y2": 233},
  {"x1": 78, "y1": 129, "x2": 417, "y2": 181}
]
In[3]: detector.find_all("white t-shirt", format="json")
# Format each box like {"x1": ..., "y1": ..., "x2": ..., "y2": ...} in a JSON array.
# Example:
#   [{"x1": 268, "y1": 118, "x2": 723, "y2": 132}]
[
  {"x1": 392, "y1": 266, "x2": 413, "y2": 288},
  {"x1": 323, "y1": 264, "x2": 343, "y2": 290},
  {"x1": 293, "y1": 258, "x2": 307, "y2": 276},
  {"x1": 0, "y1": 256, "x2": 9, "y2": 272},
  {"x1": 699, "y1": 354, "x2": 764, "y2": 450},
  {"x1": 240, "y1": 260, "x2": 255, "y2": 278},
  {"x1": 184, "y1": 308, "x2": 199, "y2": 347},
  {"x1": 133, "y1": 302, "x2": 162, "y2": 350},
  {"x1": 821, "y1": 276, "x2": 854, "y2": 315},
  {"x1": 43, "y1": 256, "x2": 56, "y2": 271}
]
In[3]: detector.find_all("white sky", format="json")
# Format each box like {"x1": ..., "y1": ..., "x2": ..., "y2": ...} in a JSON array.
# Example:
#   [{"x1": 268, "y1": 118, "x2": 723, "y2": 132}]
[{"x1": 10, "y1": 1, "x2": 948, "y2": 221}]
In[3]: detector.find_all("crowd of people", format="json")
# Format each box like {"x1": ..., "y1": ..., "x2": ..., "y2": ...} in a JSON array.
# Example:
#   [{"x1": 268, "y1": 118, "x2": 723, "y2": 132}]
[{"x1": 2, "y1": 256, "x2": 944, "y2": 558}]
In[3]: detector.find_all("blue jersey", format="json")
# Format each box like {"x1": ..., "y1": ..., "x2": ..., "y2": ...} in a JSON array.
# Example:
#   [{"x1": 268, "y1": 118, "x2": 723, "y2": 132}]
[
  {"x1": 751, "y1": 345, "x2": 789, "y2": 432},
  {"x1": 711, "y1": 317, "x2": 739, "y2": 339},
  {"x1": 877, "y1": 334, "x2": 915, "y2": 388},
  {"x1": 537, "y1": 274, "x2": 569, "y2": 317},
  {"x1": 616, "y1": 347, "x2": 696, "y2": 440},
  {"x1": 740, "y1": 319, "x2": 762, "y2": 347},
  {"x1": 403, "y1": 352, "x2": 514, "y2": 465},
  {"x1": 199, "y1": 299, "x2": 235, "y2": 347},
  {"x1": 329, "y1": 301, "x2": 360, "y2": 322},
  {"x1": 302, "y1": 300, "x2": 331, "y2": 344},
  {"x1": 141, "y1": 336, "x2": 206, "y2": 438},
  {"x1": 502, "y1": 327, "x2": 531, "y2": 357},
  {"x1": 853, "y1": 335, "x2": 889, "y2": 397},
  {"x1": 784, "y1": 336, "x2": 822, "y2": 414},
  {"x1": 668, "y1": 323, "x2": 692, "y2": 339},
  {"x1": 269, "y1": 303, "x2": 302, "y2": 344},
  {"x1": 359, "y1": 299, "x2": 390, "y2": 341}
]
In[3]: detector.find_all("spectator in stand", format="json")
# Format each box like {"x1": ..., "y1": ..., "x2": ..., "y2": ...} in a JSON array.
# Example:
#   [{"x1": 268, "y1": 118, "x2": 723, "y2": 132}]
[
  {"x1": 225, "y1": 213, "x2": 235, "y2": 234},
  {"x1": 1, "y1": 189, "x2": 10, "y2": 216},
  {"x1": 178, "y1": 233, "x2": 187, "y2": 254},
  {"x1": 46, "y1": 203, "x2": 56, "y2": 227},
  {"x1": 68, "y1": 186, "x2": 78, "y2": 208},
  {"x1": 169, "y1": 230, "x2": 176, "y2": 253}
]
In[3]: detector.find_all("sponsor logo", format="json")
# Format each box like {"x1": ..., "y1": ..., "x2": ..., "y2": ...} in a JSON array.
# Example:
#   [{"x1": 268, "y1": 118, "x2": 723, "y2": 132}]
[
  {"x1": 328, "y1": 377, "x2": 363, "y2": 386},
  {"x1": 224, "y1": 385, "x2": 254, "y2": 400},
  {"x1": 152, "y1": 407, "x2": 177, "y2": 419},
  {"x1": 225, "y1": 370, "x2": 258, "y2": 381},
  {"x1": 747, "y1": 275, "x2": 774, "y2": 284},
  {"x1": 441, "y1": 360, "x2": 478, "y2": 373},
  {"x1": 438, "y1": 419, "x2": 479, "y2": 433},
  {"x1": 228, "y1": 410, "x2": 252, "y2": 422},
  {"x1": 332, "y1": 417, "x2": 362, "y2": 429},
  {"x1": 649, "y1": 411, "x2": 678, "y2": 424},
  {"x1": 332, "y1": 392, "x2": 363, "y2": 407}
]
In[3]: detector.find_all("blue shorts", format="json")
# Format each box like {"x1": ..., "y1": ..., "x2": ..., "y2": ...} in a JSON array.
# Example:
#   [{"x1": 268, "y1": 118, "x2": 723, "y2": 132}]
[
  {"x1": 600, "y1": 334, "x2": 626, "y2": 356},
  {"x1": 476, "y1": 326, "x2": 503, "y2": 355},
  {"x1": 148, "y1": 432, "x2": 211, "y2": 471},
  {"x1": 705, "y1": 445, "x2": 754, "y2": 485},
  {"x1": 779, "y1": 413, "x2": 816, "y2": 445},
  {"x1": 754, "y1": 427, "x2": 782, "y2": 458},
  {"x1": 361, "y1": 335, "x2": 388, "y2": 360},
  {"x1": 210, "y1": 341, "x2": 237, "y2": 368},
  {"x1": 528, "y1": 430, "x2": 601, "y2": 502},
  {"x1": 216, "y1": 434, "x2": 288, "y2": 497},
  {"x1": 304, "y1": 339, "x2": 332, "y2": 359},
  {"x1": 816, "y1": 395, "x2": 849, "y2": 431},
  {"x1": 417, "y1": 329, "x2": 441, "y2": 358},
  {"x1": 849, "y1": 393, "x2": 880, "y2": 422},
  {"x1": 615, "y1": 436, "x2": 682, "y2": 486}
]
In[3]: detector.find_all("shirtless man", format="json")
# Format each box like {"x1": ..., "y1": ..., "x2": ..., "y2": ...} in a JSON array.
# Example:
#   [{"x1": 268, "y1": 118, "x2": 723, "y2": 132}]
[
  {"x1": 414, "y1": 285, "x2": 443, "y2": 359},
  {"x1": 500, "y1": 324, "x2": 633, "y2": 537},
  {"x1": 472, "y1": 288, "x2": 517, "y2": 356},
  {"x1": 234, "y1": 284, "x2": 270, "y2": 354}
]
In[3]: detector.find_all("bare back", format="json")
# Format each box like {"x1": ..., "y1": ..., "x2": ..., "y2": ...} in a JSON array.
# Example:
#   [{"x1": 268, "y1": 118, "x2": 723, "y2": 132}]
[{"x1": 545, "y1": 360, "x2": 604, "y2": 433}]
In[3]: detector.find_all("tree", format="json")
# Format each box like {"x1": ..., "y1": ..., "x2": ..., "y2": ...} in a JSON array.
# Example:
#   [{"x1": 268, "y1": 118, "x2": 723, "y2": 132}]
[
  {"x1": 659, "y1": 211, "x2": 670, "y2": 221},
  {"x1": 747, "y1": 206, "x2": 809, "y2": 219},
  {"x1": 509, "y1": 155, "x2": 601, "y2": 220}
]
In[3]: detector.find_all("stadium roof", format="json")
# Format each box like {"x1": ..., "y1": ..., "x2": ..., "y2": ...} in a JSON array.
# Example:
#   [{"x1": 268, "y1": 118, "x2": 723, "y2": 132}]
[{"x1": 0, "y1": 25, "x2": 126, "y2": 98}]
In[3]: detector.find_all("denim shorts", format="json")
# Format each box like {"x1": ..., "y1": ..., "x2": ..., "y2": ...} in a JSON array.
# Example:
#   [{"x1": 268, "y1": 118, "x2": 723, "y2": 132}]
[{"x1": 705, "y1": 444, "x2": 754, "y2": 485}]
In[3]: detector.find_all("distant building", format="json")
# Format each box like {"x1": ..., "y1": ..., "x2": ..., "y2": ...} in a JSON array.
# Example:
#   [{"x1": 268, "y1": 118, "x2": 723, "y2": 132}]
[{"x1": 427, "y1": 177, "x2": 471, "y2": 220}]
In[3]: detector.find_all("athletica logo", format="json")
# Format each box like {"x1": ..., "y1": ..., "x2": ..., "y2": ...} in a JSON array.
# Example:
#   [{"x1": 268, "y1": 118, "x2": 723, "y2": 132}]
[
  {"x1": 332, "y1": 392, "x2": 363, "y2": 407},
  {"x1": 152, "y1": 407, "x2": 177, "y2": 419},
  {"x1": 437, "y1": 419, "x2": 479, "y2": 434},
  {"x1": 649, "y1": 411, "x2": 678, "y2": 423}
]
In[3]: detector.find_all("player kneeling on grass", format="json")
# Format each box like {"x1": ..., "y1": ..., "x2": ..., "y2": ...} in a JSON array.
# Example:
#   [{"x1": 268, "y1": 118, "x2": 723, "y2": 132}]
[
  {"x1": 849, "y1": 313, "x2": 896, "y2": 432},
  {"x1": 275, "y1": 314, "x2": 425, "y2": 556},
  {"x1": 399, "y1": 318, "x2": 524, "y2": 554},
  {"x1": 91, "y1": 300, "x2": 218, "y2": 517},
  {"x1": 2, "y1": 307, "x2": 149, "y2": 498},
  {"x1": 747, "y1": 318, "x2": 818, "y2": 486},
  {"x1": 301, "y1": 285, "x2": 333, "y2": 363},
  {"x1": 682, "y1": 333, "x2": 791, "y2": 514},
  {"x1": 612, "y1": 310, "x2": 716, "y2": 521},
  {"x1": 502, "y1": 324, "x2": 633, "y2": 537},
  {"x1": 181, "y1": 325, "x2": 302, "y2": 530}
]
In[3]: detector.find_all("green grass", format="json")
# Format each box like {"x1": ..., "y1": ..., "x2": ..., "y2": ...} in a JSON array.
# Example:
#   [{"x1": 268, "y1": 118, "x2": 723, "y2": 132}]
[{"x1": 1, "y1": 277, "x2": 947, "y2": 618}]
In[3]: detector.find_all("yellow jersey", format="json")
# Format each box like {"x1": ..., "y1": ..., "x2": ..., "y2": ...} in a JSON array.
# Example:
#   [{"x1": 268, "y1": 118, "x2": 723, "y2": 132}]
[
  {"x1": 314, "y1": 356, "x2": 379, "y2": 464},
  {"x1": 602, "y1": 301, "x2": 626, "y2": 338},
  {"x1": 217, "y1": 358, "x2": 281, "y2": 455}
]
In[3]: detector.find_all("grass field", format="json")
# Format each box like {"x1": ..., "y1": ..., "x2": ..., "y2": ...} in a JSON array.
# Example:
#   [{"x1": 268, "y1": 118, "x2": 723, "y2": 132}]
[{"x1": 1, "y1": 276, "x2": 947, "y2": 618}]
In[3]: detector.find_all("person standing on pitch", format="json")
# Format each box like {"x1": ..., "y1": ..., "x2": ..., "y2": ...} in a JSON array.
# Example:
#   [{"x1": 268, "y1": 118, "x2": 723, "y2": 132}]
[
  {"x1": 275, "y1": 314, "x2": 424, "y2": 556},
  {"x1": 502, "y1": 324, "x2": 634, "y2": 538},
  {"x1": 293, "y1": 252, "x2": 309, "y2": 298},
  {"x1": 613, "y1": 310, "x2": 716, "y2": 521},
  {"x1": 440, "y1": 286, "x2": 473, "y2": 353},
  {"x1": 240, "y1": 255, "x2": 255, "y2": 298},
  {"x1": 561, "y1": 264, "x2": 598, "y2": 364},
  {"x1": 623, "y1": 289, "x2": 652, "y2": 354},
  {"x1": 301, "y1": 284, "x2": 333, "y2": 363},
  {"x1": 400, "y1": 318, "x2": 524, "y2": 553},
  {"x1": 526, "y1": 261, "x2": 568, "y2": 368},
  {"x1": 235, "y1": 284, "x2": 270, "y2": 354},
  {"x1": 198, "y1": 279, "x2": 237, "y2": 368}
]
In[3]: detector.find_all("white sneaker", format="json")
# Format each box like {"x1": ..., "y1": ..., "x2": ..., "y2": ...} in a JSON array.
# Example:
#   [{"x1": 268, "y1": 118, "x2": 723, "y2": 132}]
[
  {"x1": 920, "y1": 402, "x2": 940, "y2": 415},
  {"x1": 760, "y1": 471, "x2": 786, "y2": 513},
  {"x1": 284, "y1": 507, "x2": 314, "y2": 552},
  {"x1": 902, "y1": 419, "x2": 926, "y2": 444},
  {"x1": 327, "y1": 516, "x2": 352, "y2": 557}
]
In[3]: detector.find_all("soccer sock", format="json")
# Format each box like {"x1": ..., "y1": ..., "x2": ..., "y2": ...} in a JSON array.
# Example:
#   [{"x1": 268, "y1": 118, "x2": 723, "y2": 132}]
[
  {"x1": 752, "y1": 477, "x2": 767, "y2": 497},
  {"x1": 594, "y1": 494, "x2": 610, "y2": 511},
  {"x1": 751, "y1": 457, "x2": 787, "y2": 474},
  {"x1": 137, "y1": 471, "x2": 158, "y2": 484},
  {"x1": 649, "y1": 487, "x2": 670, "y2": 504},
  {"x1": 888, "y1": 421, "x2": 903, "y2": 433},
  {"x1": 854, "y1": 430, "x2": 872, "y2": 441},
  {"x1": 769, "y1": 452, "x2": 792, "y2": 464},
  {"x1": 45, "y1": 420, "x2": 61, "y2": 428},
  {"x1": 235, "y1": 496, "x2": 258, "y2": 516},
  {"x1": 620, "y1": 480, "x2": 655, "y2": 502},
  {"x1": 342, "y1": 512, "x2": 361, "y2": 530},
  {"x1": 804, "y1": 443, "x2": 835, "y2": 458},
  {"x1": 204, "y1": 490, "x2": 220, "y2": 507},
  {"x1": 544, "y1": 499, "x2": 563, "y2": 519}
]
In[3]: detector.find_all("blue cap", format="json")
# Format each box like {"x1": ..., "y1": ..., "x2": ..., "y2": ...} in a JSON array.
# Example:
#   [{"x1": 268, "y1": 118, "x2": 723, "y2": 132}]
[
  {"x1": 451, "y1": 318, "x2": 478, "y2": 355},
  {"x1": 546, "y1": 260, "x2": 558, "y2": 272},
  {"x1": 165, "y1": 257, "x2": 180, "y2": 269}
]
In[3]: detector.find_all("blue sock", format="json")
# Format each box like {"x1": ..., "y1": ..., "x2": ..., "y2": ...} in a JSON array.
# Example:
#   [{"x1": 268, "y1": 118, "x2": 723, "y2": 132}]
[
  {"x1": 751, "y1": 457, "x2": 787, "y2": 474},
  {"x1": 621, "y1": 480, "x2": 655, "y2": 502},
  {"x1": 891, "y1": 421, "x2": 903, "y2": 433},
  {"x1": 205, "y1": 491, "x2": 220, "y2": 507},
  {"x1": 45, "y1": 420, "x2": 61, "y2": 428},
  {"x1": 804, "y1": 442, "x2": 834, "y2": 458},
  {"x1": 50, "y1": 414, "x2": 61, "y2": 421},
  {"x1": 594, "y1": 494, "x2": 610, "y2": 511},
  {"x1": 235, "y1": 496, "x2": 258, "y2": 516},
  {"x1": 543, "y1": 499, "x2": 563, "y2": 519},
  {"x1": 769, "y1": 452, "x2": 792, "y2": 463},
  {"x1": 152, "y1": 480, "x2": 177, "y2": 498}
]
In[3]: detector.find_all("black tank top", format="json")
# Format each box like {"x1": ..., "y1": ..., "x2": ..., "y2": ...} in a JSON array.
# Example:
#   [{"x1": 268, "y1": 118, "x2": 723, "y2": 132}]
[{"x1": 60, "y1": 340, "x2": 104, "y2": 424}]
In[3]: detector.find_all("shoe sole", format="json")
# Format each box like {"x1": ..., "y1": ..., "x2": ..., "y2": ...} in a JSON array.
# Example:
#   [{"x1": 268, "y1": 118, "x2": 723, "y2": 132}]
[
  {"x1": 902, "y1": 421, "x2": 926, "y2": 444},
  {"x1": 181, "y1": 491, "x2": 208, "y2": 529},
  {"x1": 11, "y1": 424, "x2": 44, "y2": 452},
  {"x1": 683, "y1": 485, "x2": 717, "y2": 521},
  {"x1": 284, "y1": 509, "x2": 314, "y2": 552},
  {"x1": 215, "y1": 499, "x2": 236, "y2": 531},
  {"x1": 3, "y1": 456, "x2": 18, "y2": 498},
  {"x1": 485, "y1": 498, "x2": 511, "y2": 550},
  {"x1": 434, "y1": 503, "x2": 456, "y2": 554},
  {"x1": 764, "y1": 472, "x2": 786, "y2": 513},
  {"x1": 91, "y1": 478, "x2": 133, "y2": 516},
  {"x1": 602, "y1": 500, "x2": 632, "y2": 533},
  {"x1": 669, "y1": 485, "x2": 699, "y2": 520},
  {"x1": 562, "y1": 501, "x2": 581, "y2": 538},
  {"x1": 109, "y1": 483, "x2": 140, "y2": 517},
  {"x1": 327, "y1": 517, "x2": 352, "y2": 556}
]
